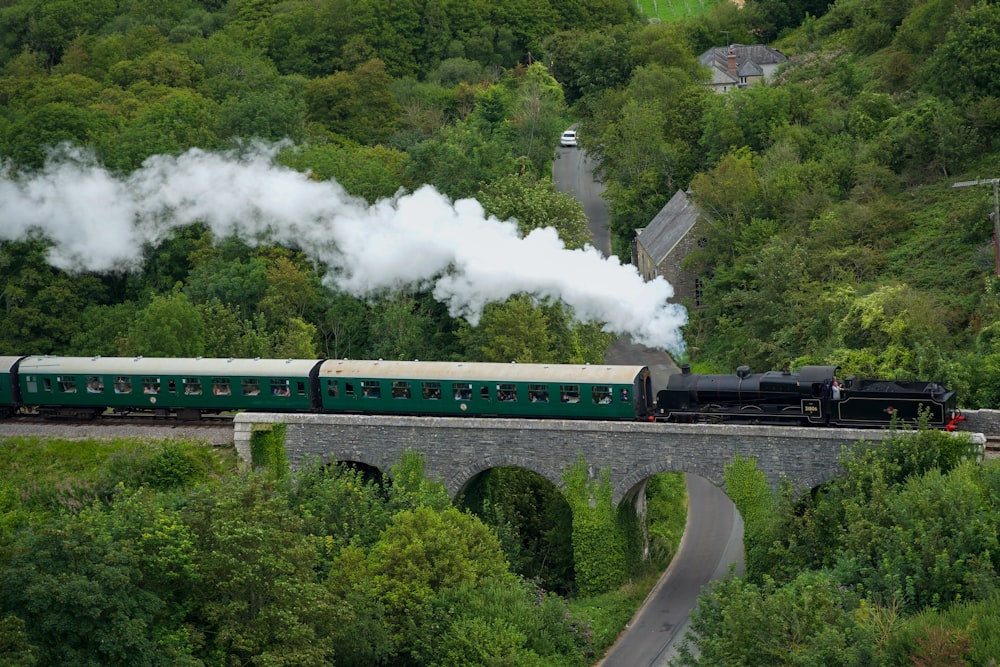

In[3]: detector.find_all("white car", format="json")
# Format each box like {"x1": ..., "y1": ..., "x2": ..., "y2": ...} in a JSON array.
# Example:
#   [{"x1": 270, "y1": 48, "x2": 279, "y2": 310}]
[{"x1": 560, "y1": 130, "x2": 578, "y2": 147}]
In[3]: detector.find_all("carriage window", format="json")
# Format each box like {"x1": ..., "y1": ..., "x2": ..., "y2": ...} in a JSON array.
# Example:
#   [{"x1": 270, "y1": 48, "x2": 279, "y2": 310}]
[
  {"x1": 327, "y1": 380, "x2": 338, "y2": 397},
  {"x1": 592, "y1": 386, "x2": 613, "y2": 404},
  {"x1": 452, "y1": 382, "x2": 472, "y2": 401},
  {"x1": 86, "y1": 376, "x2": 104, "y2": 394},
  {"x1": 620, "y1": 388, "x2": 630, "y2": 402},
  {"x1": 391, "y1": 381, "x2": 411, "y2": 399},
  {"x1": 24, "y1": 376, "x2": 37, "y2": 393},
  {"x1": 42, "y1": 378, "x2": 52, "y2": 392},
  {"x1": 242, "y1": 379, "x2": 261, "y2": 396},
  {"x1": 361, "y1": 380, "x2": 380, "y2": 398},
  {"x1": 528, "y1": 384, "x2": 549, "y2": 403},
  {"x1": 422, "y1": 382, "x2": 442, "y2": 399},
  {"x1": 114, "y1": 377, "x2": 132, "y2": 394},
  {"x1": 271, "y1": 379, "x2": 291, "y2": 397},
  {"x1": 58, "y1": 376, "x2": 77, "y2": 394},
  {"x1": 560, "y1": 385, "x2": 580, "y2": 403},
  {"x1": 345, "y1": 382, "x2": 355, "y2": 397},
  {"x1": 168, "y1": 380, "x2": 177, "y2": 393},
  {"x1": 296, "y1": 381, "x2": 305, "y2": 395},
  {"x1": 184, "y1": 378, "x2": 202, "y2": 395},
  {"x1": 141, "y1": 377, "x2": 160, "y2": 395},
  {"x1": 497, "y1": 383, "x2": 517, "y2": 402},
  {"x1": 212, "y1": 379, "x2": 231, "y2": 396}
]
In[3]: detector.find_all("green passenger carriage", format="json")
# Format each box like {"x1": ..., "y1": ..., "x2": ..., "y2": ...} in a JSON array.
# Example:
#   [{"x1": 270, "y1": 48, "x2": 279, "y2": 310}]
[
  {"x1": 0, "y1": 357, "x2": 21, "y2": 418},
  {"x1": 317, "y1": 359, "x2": 653, "y2": 419},
  {"x1": 15, "y1": 356, "x2": 322, "y2": 418}
]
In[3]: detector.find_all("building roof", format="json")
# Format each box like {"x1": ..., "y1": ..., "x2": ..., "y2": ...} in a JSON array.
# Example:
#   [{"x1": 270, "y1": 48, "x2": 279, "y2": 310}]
[
  {"x1": 699, "y1": 44, "x2": 787, "y2": 83},
  {"x1": 635, "y1": 189, "x2": 701, "y2": 266}
]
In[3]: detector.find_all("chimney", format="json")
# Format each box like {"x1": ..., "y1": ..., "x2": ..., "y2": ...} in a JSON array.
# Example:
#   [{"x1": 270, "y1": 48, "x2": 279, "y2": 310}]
[{"x1": 727, "y1": 45, "x2": 737, "y2": 77}]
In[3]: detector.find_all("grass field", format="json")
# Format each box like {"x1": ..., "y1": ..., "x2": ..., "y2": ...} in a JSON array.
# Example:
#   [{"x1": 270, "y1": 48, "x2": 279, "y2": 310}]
[{"x1": 634, "y1": 0, "x2": 723, "y2": 22}]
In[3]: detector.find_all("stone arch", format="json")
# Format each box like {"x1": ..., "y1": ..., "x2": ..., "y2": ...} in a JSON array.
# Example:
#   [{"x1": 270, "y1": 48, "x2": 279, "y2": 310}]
[
  {"x1": 446, "y1": 453, "x2": 564, "y2": 501},
  {"x1": 615, "y1": 460, "x2": 720, "y2": 506}
]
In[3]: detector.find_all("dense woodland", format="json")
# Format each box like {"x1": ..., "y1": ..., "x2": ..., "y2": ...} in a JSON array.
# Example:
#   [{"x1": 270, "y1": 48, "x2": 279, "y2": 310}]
[{"x1": 3, "y1": 0, "x2": 1000, "y2": 664}]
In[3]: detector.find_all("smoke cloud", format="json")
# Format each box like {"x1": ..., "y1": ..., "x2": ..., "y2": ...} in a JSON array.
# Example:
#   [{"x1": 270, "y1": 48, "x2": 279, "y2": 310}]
[{"x1": 0, "y1": 144, "x2": 687, "y2": 354}]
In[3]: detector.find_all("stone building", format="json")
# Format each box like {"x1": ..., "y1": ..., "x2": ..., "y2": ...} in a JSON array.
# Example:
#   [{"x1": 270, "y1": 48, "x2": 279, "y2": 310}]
[
  {"x1": 699, "y1": 44, "x2": 787, "y2": 93},
  {"x1": 632, "y1": 189, "x2": 708, "y2": 310}
]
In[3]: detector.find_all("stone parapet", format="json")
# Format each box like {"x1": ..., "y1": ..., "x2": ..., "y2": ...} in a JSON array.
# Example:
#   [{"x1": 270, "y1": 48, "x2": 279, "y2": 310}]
[{"x1": 234, "y1": 414, "x2": 983, "y2": 504}]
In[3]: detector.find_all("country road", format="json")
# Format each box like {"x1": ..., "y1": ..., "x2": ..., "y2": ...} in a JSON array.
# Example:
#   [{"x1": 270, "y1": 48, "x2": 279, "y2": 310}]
[{"x1": 552, "y1": 138, "x2": 744, "y2": 666}]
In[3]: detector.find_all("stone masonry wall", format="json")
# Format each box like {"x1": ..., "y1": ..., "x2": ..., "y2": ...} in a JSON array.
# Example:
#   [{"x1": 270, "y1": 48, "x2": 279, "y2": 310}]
[{"x1": 233, "y1": 414, "x2": 981, "y2": 504}]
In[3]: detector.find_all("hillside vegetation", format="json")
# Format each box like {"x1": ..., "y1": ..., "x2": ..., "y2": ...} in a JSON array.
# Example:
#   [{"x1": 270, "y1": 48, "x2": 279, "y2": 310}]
[
  {"x1": 3, "y1": 0, "x2": 1000, "y2": 664},
  {"x1": 2, "y1": 0, "x2": 1000, "y2": 407}
]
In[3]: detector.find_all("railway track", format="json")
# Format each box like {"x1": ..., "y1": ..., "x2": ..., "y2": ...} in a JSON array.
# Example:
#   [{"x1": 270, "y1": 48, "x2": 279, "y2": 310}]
[
  {"x1": 6, "y1": 412, "x2": 235, "y2": 426},
  {"x1": 2, "y1": 412, "x2": 999, "y2": 454},
  {"x1": 0, "y1": 412, "x2": 235, "y2": 445}
]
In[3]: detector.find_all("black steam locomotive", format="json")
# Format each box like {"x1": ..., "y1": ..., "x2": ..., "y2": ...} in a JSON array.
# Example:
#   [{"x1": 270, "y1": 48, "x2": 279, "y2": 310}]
[{"x1": 654, "y1": 365, "x2": 963, "y2": 430}]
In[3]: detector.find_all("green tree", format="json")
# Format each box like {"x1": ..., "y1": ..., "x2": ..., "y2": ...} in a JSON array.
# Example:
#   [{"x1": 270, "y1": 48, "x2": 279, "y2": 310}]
[
  {"x1": 2, "y1": 102, "x2": 114, "y2": 168},
  {"x1": 690, "y1": 148, "x2": 763, "y2": 263},
  {"x1": 362, "y1": 505, "x2": 512, "y2": 656},
  {"x1": 543, "y1": 24, "x2": 638, "y2": 104},
  {"x1": 185, "y1": 474, "x2": 340, "y2": 666},
  {"x1": 99, "y1": 90, "x2": 220, "y2": 171},
  {"x1": 313, "y1": 290, "x2": 371, "y2": 359},
  {"x1": 278, "y1": 141, "x2": 406, "y2": 203},
  {"x1": 258, "y1": 253, "x2": 320, "y2": 322},
  {"x1": 366, "y1": 292, "x2": 455, "y2": 361},
  {"x1": 833, "y1": 283, "x2": 948, "y2": 378},
  {"x1": 290, "y1": 459, "x2": 394, "y2": 553},
  {"x1": 922, "y1": 2, "x2": 1000, "y2": 103},
  {"x1": 0, "y1": 491, "x2": 201, "y2": 666},
  {"x1": 24, "y1": 0, "x2": 117, "y2": 67},
  {"x1": 839, "y1": 462, "x2": 1000, "y2": 614},
  {"x1": 403, "y1": 121, "x2": 518, "y2": 198},
  {"x1": 0, "y1": 241, "x2": 107, "y2": 354},
  {"x1": 477, "y1": 173, "x2": 591, "y2": 249},
  {"x1": 599, "y1": 98, "x2": 687, "y2": 254},
  {"x1": 66, "y1": 301, "x2": 137, "y2": 356},
  {"x1": 421, "y1": 575, "x2": 592, "y2": 666},
  {"x1": 109, "y1": 50, "x2": 204, "y2": 88},
  {"x1": 304, "y1": 59, "x2": 401, "y2": 145},
  {"x1": 125, "y1": 287, "x2": 205, "y2": 357},
  {"x1": 184, "y1": 242, "x2": 268, "y2": 315},
  {"x1": 270, "y1": 317, "x2": 318, "y2": 358},
  {"x1": 457, "y1": 295, "x2": 556, "y2": 363},
  {"x1": 503, "y1": 62, "x2": 568, "y2": 174},
  {"x1": 675, "y1": 570, "x2": 863, "y2": 666}
]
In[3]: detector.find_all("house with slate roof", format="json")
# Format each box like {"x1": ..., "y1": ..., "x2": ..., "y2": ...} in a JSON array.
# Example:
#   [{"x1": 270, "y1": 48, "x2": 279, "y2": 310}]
[
  {"x1": 632, "y1": 189, "x2": 708, "y2": 309},
  {"x1": 699, "y1": 44, "x2": 787, "y2": 93}
]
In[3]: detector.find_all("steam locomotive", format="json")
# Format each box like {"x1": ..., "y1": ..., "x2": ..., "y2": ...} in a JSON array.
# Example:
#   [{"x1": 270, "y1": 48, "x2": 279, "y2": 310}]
[
  {"x1": 655, "y1": 364, "x2": 963, "y2": 430},
  {"x1": 0, "y1": 355, "x2": 963, "y2": 430}
]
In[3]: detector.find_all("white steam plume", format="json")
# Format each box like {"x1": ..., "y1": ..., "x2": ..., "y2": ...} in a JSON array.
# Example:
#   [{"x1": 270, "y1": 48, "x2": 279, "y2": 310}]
[{"x1": 0, "y1": 144, "x2": 687, "y2": 354}]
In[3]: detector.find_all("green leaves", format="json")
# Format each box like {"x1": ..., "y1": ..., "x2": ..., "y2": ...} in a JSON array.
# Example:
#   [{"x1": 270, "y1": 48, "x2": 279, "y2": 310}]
[{"x1": 682, "y1": 433, "x2": 1000, "y2": 664}]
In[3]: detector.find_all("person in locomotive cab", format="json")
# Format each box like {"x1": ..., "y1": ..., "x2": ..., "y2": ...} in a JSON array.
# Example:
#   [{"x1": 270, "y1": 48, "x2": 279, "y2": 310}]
[{"x1": 831, "y1": 376, "x2": 843, "y2": 400}]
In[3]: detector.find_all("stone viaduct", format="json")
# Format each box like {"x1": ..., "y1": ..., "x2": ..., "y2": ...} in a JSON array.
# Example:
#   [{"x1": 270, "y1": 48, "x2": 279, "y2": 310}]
[{"x1": 234, "y1": 412, "x2": 989, "y2": 505}]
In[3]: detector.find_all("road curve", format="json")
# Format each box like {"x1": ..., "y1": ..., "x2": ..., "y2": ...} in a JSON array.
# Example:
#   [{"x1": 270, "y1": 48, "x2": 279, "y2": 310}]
[
  {"x1": 596, "y1": 476, "x2": 745, "y2": 666},
  {"x1": 552, "y1": 139, "x2": 744, "y2": 666}
]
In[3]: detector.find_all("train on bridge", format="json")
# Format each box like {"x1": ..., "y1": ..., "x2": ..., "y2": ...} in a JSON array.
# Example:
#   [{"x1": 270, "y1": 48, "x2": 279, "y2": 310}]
[{"x1": 0, "y1": 355, "x2": 963, "y2": 429}]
